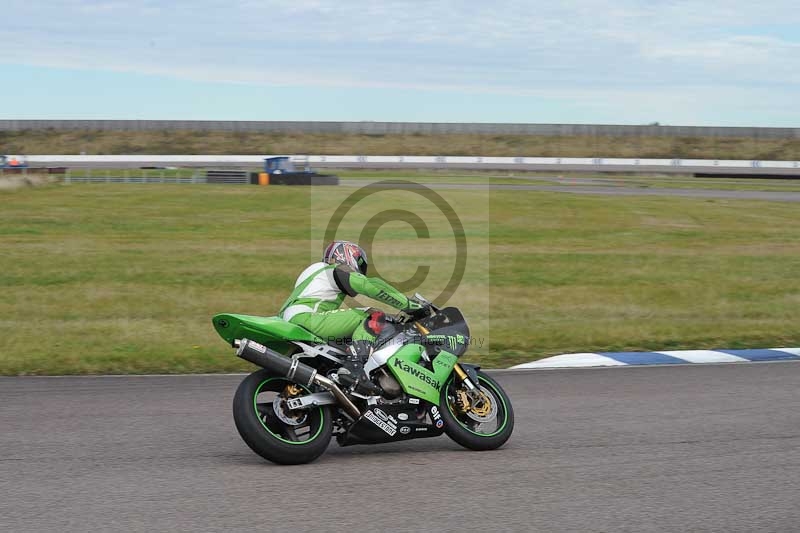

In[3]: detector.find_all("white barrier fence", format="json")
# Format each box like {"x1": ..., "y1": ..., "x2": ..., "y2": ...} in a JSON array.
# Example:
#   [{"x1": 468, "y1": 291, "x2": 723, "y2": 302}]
[{"x1": 22, "y1": 154, "x2": 800, "y2": 175}]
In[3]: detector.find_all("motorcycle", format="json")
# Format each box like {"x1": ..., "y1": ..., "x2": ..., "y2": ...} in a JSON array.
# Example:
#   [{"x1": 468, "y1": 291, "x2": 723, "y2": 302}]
[{"x1": 212, "y1": 294, "x2": 514, "y2": 464}]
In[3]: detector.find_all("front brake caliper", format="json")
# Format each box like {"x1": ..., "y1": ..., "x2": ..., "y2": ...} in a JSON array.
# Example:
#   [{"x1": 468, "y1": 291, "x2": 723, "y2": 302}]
[{"x1": 455, "y1": 389, "x2": 471, "y2": 413}]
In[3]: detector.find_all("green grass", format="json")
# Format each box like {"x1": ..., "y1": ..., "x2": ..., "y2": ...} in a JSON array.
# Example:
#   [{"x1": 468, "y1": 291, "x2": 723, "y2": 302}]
[
  {"x1": 3, "y1": 129, "x2": 800, "y2": 159},
  {"x1": 53, "y1": 167, "x2": 800, "y2": 192},
  {"x1": 1, "y1": 179, "x2": 799, "y2": 374}
]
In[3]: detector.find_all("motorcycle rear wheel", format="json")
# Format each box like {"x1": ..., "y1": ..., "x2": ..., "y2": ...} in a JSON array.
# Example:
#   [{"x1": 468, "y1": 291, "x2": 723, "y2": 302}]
[
  {"x1": 441, "y1": 370, "x2": 514, "y2": 451},
  {"x1": 233, "y1": 369, "x2": 332, "y2": 465}
]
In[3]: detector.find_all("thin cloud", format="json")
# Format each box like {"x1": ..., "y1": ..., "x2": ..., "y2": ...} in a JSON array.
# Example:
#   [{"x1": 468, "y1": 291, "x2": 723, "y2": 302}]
[{"x1": 1, "y1": 0, "x2": 799, "y2": 124}]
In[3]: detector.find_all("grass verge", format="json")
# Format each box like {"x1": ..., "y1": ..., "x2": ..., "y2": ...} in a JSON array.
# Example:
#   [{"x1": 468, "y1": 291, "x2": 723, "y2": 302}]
[{"x1": 1, "y1": 180, "x2": 799, "y2": 374}]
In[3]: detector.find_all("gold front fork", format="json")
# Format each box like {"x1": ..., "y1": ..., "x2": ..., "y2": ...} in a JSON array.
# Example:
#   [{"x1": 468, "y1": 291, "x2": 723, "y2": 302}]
[
  {"x1": 453, "y1": 364, "x2": 478, "y2": 392},
  {"x1": 453, "y1": 363, "x2": 469, "y2": 382},
  {"x1": 453, "y1": 363, "x2": 492, "y2": 416},
  {"x1": 453, "y1": 364, "x2": 472, "y2": 413}
]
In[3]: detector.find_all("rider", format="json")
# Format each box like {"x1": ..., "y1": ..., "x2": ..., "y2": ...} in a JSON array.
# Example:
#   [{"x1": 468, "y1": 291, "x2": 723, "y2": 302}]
[{"x1": 279, "y1": 241, "x2": 428, "y2": 395}]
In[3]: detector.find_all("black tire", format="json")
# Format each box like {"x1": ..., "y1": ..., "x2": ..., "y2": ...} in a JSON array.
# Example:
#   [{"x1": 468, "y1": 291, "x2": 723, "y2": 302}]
[
  {"x1": 440, "y1": 370, "x2": 514, "y2": 451},
  {"x1": 233, "y1": 370, "x2": 332, "y2": 465}
]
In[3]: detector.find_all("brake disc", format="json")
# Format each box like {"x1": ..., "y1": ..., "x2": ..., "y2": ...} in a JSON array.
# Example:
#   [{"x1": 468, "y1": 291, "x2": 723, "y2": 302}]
[{"x1": 464, "y1": 385, "x2": 498, "y2": 423}]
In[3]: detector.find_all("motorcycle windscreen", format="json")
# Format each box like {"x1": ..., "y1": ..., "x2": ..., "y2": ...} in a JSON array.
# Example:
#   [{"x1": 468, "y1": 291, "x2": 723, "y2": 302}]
[{"x1": 418, "y1": 307, "x2": 470, "y2": 357}]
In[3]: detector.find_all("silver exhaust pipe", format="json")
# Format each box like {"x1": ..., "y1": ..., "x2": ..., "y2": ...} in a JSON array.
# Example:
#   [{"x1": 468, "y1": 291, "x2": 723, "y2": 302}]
[
  {"x1": 236, "y1": 338, "x2": 361, "y2": 419},
  {"x1": 312, "y1": 374, "x2": 361, "y2": 419}
]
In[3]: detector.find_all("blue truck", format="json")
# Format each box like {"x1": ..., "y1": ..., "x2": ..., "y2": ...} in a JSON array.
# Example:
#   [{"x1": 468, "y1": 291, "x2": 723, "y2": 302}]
[{"x1": 255, "y1": 157, "x2": 338, "y2": 185}]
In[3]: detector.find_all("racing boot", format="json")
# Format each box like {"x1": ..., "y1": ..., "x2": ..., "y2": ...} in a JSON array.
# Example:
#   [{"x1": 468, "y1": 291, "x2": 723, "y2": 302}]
[{"x1": 336, "y1": 339, "x2": 382, "y2": 395}]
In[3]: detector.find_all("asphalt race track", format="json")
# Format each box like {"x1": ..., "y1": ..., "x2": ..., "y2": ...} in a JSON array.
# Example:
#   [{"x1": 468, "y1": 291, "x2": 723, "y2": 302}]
[{"x1": 2, "y1": 363, "x2": 799, "y2": 532}]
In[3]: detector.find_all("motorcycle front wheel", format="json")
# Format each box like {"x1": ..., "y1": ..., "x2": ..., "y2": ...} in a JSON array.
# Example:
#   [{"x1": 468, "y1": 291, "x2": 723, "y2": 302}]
[
  {"x1": 233, "y1": 369, "x2": 332, "y2": 465},
  {"x1": 440, "y1": 370, "x2": 514, "y2": 451}
]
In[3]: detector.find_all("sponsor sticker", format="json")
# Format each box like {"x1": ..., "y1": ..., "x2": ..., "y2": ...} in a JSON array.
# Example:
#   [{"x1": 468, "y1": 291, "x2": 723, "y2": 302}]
[
  {"x1": 249, "y1": 341, "x2": 267, "y2": 353},
  {"x1": 400, "y1": 426, "x2": 411, "y2": 435},
  {"x1": 364, "y1": 410, "x2": 397, "y2": 436},
  {"x1": 409, "y1": 398, "x2": 420, "y2": 405},
  {"x1": 374, "y1": 408, "x2": 389, "y2": 421},
  {"x1": 377, "y1": 290, "x2": 404, "y2": 308},
  {"x1": 436, "y1": 419, "x2": 444, "y2": 429},
  {"x1": 425, "y1": 334, "x2": 467, "y2": 352},
  {"x1": 398, "y1": 413, "x2": 409, "y2": 421}
]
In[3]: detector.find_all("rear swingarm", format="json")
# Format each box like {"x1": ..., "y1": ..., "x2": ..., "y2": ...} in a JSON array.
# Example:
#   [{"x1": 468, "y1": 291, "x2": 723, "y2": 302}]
[{"x1": 285, "y1": 392, "x2": 338, "y2": 410}]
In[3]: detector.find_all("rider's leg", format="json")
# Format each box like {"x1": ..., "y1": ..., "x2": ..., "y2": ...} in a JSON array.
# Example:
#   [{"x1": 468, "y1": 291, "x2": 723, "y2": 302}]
[
  {"x1": 340, "y1": 310, "x2": 387, "y2": 392},
  {"x1": 288, "y1": 309, "x2": 382, "y2": 394},
  {"x1": 288, "y1": 308, "x2": 368, "y2": 346}
]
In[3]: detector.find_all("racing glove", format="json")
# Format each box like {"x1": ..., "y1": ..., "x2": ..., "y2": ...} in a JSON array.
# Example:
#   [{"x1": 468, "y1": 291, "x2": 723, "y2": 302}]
[{"x1": 403, "y1": 300, "x2": 432, "y2": 320}]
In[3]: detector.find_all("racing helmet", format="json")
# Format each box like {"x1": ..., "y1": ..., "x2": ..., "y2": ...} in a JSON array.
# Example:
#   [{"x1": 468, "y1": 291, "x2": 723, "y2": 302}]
[{"x1": 323, "y1": 241, "x2": 368, "y2": 275}]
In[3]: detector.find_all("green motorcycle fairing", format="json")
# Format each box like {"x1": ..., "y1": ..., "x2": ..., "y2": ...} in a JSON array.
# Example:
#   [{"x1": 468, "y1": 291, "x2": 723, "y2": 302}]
[
  {"x1": 212, "y1": 313, "x2": 323, "y2": 355},
  {"x1": 386, "y1": 344, "x2": 459, "y2": 405}
]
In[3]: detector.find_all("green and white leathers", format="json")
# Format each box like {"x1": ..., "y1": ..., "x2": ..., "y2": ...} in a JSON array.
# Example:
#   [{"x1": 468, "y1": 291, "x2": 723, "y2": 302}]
[{"x1": 278, "y1": 262, "x2": 418, "y2": 344}]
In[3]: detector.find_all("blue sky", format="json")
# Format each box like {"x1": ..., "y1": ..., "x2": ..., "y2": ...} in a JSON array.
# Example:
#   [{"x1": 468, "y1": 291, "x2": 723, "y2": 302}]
[{"x1": 1, "y1": 1, "x2": 799, "y2": 126}]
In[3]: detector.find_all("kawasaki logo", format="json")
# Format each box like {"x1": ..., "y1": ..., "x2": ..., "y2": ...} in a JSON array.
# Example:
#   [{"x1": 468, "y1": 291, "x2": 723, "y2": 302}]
[{"x1": 393, "y1": 358, "x2": 441, "y2": 390}]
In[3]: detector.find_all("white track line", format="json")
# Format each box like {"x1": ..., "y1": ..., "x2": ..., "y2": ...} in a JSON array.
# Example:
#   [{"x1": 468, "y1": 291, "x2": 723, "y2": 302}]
[
  {"x1": 510, "y1": 353, "x2": 627, "y2": 369},
  {"x1": 656, "y1": 350, "x2": 750, "y2": 363}
]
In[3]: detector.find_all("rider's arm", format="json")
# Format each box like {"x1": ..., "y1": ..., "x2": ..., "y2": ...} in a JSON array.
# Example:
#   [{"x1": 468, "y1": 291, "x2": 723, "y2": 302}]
[{"x1": 333, "y1": 266, "x2": 420, "y2": 311}]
